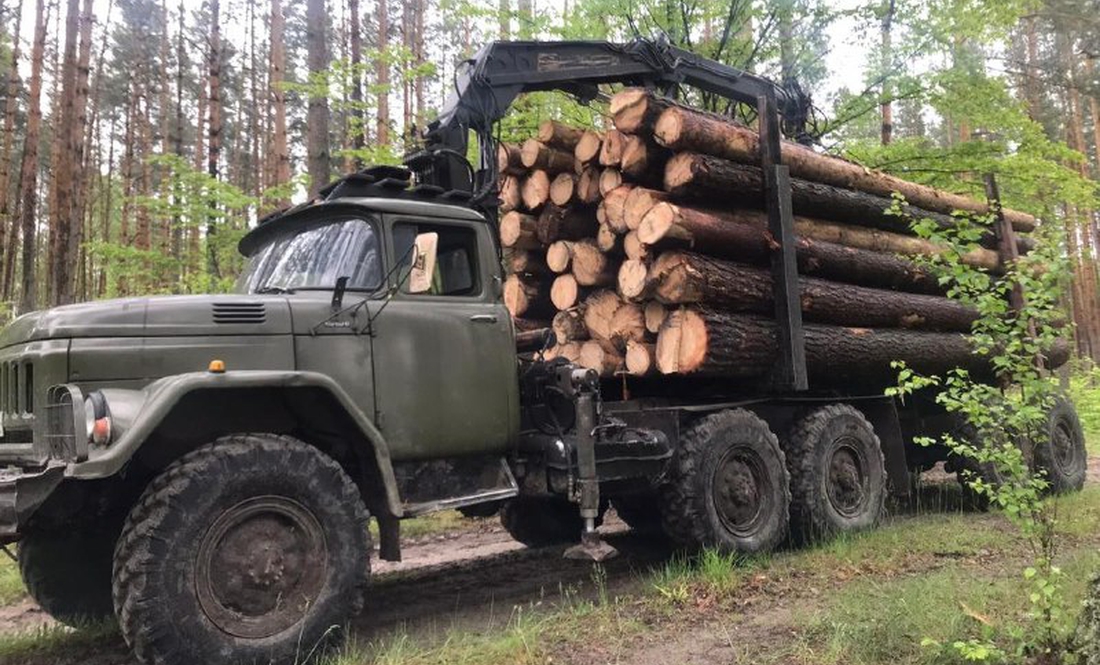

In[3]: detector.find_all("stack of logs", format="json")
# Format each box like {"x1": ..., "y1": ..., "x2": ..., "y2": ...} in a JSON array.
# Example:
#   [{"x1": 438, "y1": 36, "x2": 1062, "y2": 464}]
[{"x1": 500, "y1": 89, "x2": 1065, "y2": 386}]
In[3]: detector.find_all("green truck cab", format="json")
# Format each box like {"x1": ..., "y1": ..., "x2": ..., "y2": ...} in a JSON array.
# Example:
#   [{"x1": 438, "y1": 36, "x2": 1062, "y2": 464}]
[{"x1": 0, "y1": 184, "x2": 1087, "y2": 665}]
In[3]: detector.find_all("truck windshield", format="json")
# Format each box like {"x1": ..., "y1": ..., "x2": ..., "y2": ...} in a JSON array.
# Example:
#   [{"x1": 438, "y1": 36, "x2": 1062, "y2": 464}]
[{"x1": 237, "y1": 217, "x2": 383, "y2": 294}]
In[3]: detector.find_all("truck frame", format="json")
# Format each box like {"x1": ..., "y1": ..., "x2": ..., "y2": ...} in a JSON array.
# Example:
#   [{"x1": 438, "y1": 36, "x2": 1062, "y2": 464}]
[{"x1": 0, "y1": 37, "x2": 1087, "y2": 665}]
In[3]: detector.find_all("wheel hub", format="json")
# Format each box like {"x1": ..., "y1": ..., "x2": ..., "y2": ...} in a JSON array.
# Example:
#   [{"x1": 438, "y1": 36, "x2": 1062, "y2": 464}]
[
  {"x1": 713, "y1": 447, "x2": 768, "y2": 537},
  {"x1": 827, "y1": 438, "x2": 868, "y2": 518},
  {"x1": 196, "y1": 496, "x2": 327, "y2": 639}
]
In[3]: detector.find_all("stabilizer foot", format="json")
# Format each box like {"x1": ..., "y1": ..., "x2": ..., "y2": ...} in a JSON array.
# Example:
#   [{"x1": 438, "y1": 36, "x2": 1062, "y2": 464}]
[{"x1": 564, "y1": 530, "x2": 618, "y2": 562}]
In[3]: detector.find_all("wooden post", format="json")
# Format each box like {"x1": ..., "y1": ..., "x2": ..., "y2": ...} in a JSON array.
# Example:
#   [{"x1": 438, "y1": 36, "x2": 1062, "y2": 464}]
[{"x1": 759, "y1": 91, "x2": 807, "y2": 391}]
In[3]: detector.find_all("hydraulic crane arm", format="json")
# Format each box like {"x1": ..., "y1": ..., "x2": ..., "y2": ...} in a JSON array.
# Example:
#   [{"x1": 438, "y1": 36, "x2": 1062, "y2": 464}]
[{"x1": 404, "y1": 37, "x2": 812, "y2": 198}]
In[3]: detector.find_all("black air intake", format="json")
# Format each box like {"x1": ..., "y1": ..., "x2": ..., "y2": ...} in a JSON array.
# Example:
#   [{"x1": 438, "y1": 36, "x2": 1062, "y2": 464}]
[{"x1": 212, "y1": 302, "x2": 266, "y2": 324}]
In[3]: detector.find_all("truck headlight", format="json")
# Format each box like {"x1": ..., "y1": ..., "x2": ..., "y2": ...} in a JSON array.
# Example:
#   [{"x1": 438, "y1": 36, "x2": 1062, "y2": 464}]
[{"x1": 84, "y1": 391, "x2": 112, "y2": 446}]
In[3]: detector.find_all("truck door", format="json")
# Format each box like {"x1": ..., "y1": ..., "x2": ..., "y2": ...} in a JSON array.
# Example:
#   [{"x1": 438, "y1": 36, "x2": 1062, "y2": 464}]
[{"x1": 370, "y1": 217, "x2": 517, "y2": 461}]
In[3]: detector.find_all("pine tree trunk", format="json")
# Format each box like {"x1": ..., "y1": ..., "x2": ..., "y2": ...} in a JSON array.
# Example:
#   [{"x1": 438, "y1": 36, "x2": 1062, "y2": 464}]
[
  {"x1": 879, "y1": 0, "x2": 895, "y2": 145},
  {"x1": 206, "y1": 0, "x2": 223, "y2": 278},
  {"x1": 306, "y1": 0, "x2": 330, "y2": 197},
  {"x1": 375, "y1": 0, "x2": 390, "y2": 146},
  {"x1": 0, "y1": 0, "x2": 23, "y2": 299},
  {"x1": 348, "y1": 0, "x2": 363, "y2": 158},
  {"x1": 268, "y1": 0, "x2": 290, "y2": 206},
  {"x1": 18, "y1": 0, "x2": 48, "y2": 312}
]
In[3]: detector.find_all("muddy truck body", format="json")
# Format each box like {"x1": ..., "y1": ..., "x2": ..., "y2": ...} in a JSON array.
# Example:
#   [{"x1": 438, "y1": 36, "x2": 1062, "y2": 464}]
[{"x1": 0, "y1": 38, "x2": 1087, "y2": 665}]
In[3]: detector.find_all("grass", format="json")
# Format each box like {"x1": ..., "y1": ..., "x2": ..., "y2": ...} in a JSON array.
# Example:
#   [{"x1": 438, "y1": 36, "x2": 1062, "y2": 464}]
[{"x1": 0, "y1": 553, "x2": 24, "y2": 608}]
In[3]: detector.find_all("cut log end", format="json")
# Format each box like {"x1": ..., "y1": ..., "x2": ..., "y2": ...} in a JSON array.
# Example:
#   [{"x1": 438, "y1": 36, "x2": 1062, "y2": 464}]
[
  {"x1": 637, "y1": 201, "x2": 676, "y2": 245},
  {"x1": 609, "y1": 88, "x2": 649, "y2": 126},
  {"x1": 644, "y1": 301, "x2": 667, "y2": 334},
  {"x1": 575, "y1": 131, "x2": 603, "y2": 164},
  {"x1": 623, "y1": 231, "x2": 648, "y2": 261},
  {"x1": 549, "y1": 173, "x2": 577, "y2": 207},
  {"x1": 655, "y1": 309, "x2": 707, "y2": 374},
  {"x1": 583, "y1": 290, "x2": 622, "y2": 340},
  {"x1": 653, "y1": 107, "x2": 686, "y2": 149},
  {"x1": 552, "y1": 308, "x2": 588, "y2": 343},
  {"x1": 624, "y1": 340, "x2": 655, "y2": 376},
  {"x1": 521, "y1": 171, "x2": 551, "y2": 211},
  {"x1": 550, "y1": 274, "x2": 581, "y2": 310},
  {"x1": 546, "y1": 240, "x2": 574, "y2": 273},
  {"x1": 599, "y1": 168, "x2": 623, "y2": 196},
  {"x1": 499, "y1": 211, "x2": 539, "y2": 250},
  {"x1": 609, "y1": 302, "x2": 646, "y2": 345},
  {"x1": 617, "y1": 259, "x2": 650, "y2": 301}
]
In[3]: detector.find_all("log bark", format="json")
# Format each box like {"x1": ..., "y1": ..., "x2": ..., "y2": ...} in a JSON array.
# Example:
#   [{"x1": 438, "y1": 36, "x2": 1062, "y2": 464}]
[
  {"x1": 537, "y1": 205, "x2": 598, "y2": 244},
  {"x1": 571, "y1": 240, "x2": 618, "y2": 286},
  {"x1": 546, "y1": 240, "x2": 574, "y2": 273},
  {"x1": 506, "y1": 249, "x2": 549, "y2": 276},
  {"x1": 664, "y1": 152, "x2": 1030, "y2": 250},
  {"x1": 656, "y1": 308, "x2": 986, "y2": 382},
  {"x1": 599, "y1": 129, "x2": 625, "y2": 166},
  {"x1": 610, "y1": 88, "x2": 672, "y2": 134},
  {"x1": 620, "y1": 134, "x2": 669, "y2": 179},
  {"x1": 576, "y1": 166, "x2": 601, "y2": 204},
  {"x1": 521, "y1": 170, "x2": 550, "y2": 211},
  {"x1": 500, "y1": 175, "x2": 522, "y2": 212},
  {"x1": 599, "y1": 168, "x2": 622, "y2": 195},
  {"x1": 550, "y1": 273, "x2": 584, "y2": 310},
  {"x1": 583, "y1": 290, "x2": 622, "y2": 340},
  {"x1": 497, "y1": 142, "x2": 524, "y2": 175},
  {"x1": 520, "y1": 139, "x2": 575, "y2": 173},
  {"x1": 553, "y1": 307, "x2": 589, "y2": 343},
  {"x1": 575, "y1": 130, "x2": 602, "y2": 164},
  {"x1": 500, "y1": 211, "x2": 540, "y2": 250},
  {"x1": 625, "y1": 340, "x2": 656, "y2": 376},
  {"x1": 549, "y1": 173, "x2": 576, "y2": 206},
  {"x1": 655, "y1": 107, "x2": 1037, "y2": 232},
  {"x1": 640, "y1": 202, "x2": 943, "y2": 294},
  {"x1": 504, "y1": 274, "x2": 553, "y2": 318},
  {"x1": 650, "y1": 251, "x2": 977, "y2": 331},
  {"x1": 537, "y1": 120, "x2": 584, "y2": 151},
  {"x1": 579, "y1": 339, "x2": 623, "y2": 376}
]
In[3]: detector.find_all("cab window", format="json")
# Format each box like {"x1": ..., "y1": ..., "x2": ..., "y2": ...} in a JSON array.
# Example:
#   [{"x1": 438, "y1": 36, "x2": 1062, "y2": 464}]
[{"x1": 394, "y1": 222, "x2": 480, "y2": 297}]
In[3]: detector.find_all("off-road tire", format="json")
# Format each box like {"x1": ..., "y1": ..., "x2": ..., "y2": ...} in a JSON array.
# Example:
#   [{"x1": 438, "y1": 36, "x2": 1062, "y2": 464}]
[
  {"x1": 943, "y1": 416, "x2": 1000, "y2": 511},
  {"x1": 500, "y1": 497, "x2": 591, "y2": 547},
  {"x1": 458, "y1": 501, "x2": 503, "y2": 518},
  {"x1": 112, "y1": 434, "x2": 370, "y2": 665},
  {"x1": 785, "y1": 404, "x2": 886, "y2": 543},
  {"x1": 612, "y1": 493, "x2": 664, "y2": 535},
  {"x1": 18, "y1": 529, "x2": 118, "y2": 626},
  {"x1": 1034, "y1": 397, "x2": 1087, "y2": 494},
  {"x1": 658, "y1": 409, "x2": 790, "y2": 554}
]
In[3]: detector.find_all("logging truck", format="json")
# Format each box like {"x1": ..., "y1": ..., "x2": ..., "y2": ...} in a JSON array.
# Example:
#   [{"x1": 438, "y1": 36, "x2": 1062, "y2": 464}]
[{"x1": 0, "y1": 38, "x2": 1088, "y2": 665}]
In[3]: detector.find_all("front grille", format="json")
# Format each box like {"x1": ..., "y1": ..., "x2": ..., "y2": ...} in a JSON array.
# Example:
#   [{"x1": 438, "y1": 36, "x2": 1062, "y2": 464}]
[
  {"x1": 212, "y1": 302, "x2": 266, "y2": 324},
  {"x1": 0, "y1": 361, "x2": 33, "y2": 415}
]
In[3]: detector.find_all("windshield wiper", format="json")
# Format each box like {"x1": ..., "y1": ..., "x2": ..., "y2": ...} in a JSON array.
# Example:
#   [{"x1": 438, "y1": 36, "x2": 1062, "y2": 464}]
[{"x1": 255, "y1": 285, "x2": 295, "y2": 294}]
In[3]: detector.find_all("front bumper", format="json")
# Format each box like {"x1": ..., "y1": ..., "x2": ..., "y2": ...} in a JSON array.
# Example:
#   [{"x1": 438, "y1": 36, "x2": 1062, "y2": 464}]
[{"x1": 0, "y1": 464, "x2": 65, "y2": 543}]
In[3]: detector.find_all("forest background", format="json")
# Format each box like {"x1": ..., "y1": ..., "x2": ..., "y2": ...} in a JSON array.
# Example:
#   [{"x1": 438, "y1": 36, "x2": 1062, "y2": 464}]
[{"x1": 1, "y1": 0, "x2": 1100, "y2": 360}]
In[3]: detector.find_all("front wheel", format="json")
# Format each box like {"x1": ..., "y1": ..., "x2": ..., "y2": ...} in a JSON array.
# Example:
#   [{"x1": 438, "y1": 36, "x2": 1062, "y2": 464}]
[
  {"x1": 113, "y1": 434, "x2": 371, "y2": 665},
  {"x1": 19, "y1": 529, "x2": 118, "y2": 627},
  {"x1": 659, "y1": 409, "x2": 790, "y2": 554},
  {"x1": 1034, "y1": 397, "x2": 1087, "y2": 494}
]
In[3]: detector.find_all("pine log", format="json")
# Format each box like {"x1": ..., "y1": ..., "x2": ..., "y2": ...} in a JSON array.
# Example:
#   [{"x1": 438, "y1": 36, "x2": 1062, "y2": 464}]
[
  {"x1": 513, "y1": 317, "x2": 552, "y2": 333},
  {"x1": 537, "y1": 205, "x2": 598, "y2": 245},
  {"x1": 602, "y1": 184, "x2": 634, "y2": 233},
  {"x1": 576, "y1": 166, "x2": 602, "y2": 204},
  {"x1": 609, "y1": 302, "x2": 647, "y2": 346},
  {"x1": 625, "y1": 340, "x2": 656, "y2": 376},
  {"x1": 655, "y1": 308, "x2": 981, "y2": 381},
  {"x1": 610, "y1": 88, "x2": 672, "y2": 134},
  {"x1": 599, "y1": 129, "x2": 626, "y2": 166},
  {"x1": 624, "y1": 186, "x2": 669, "y2": 231},
  {"x1": 663, "y1": 152, "x2": 1031, "y2": 250},
  {"x1": 617, "y1": 259, "x2": 651, "y2": 301},
  {"x1": 521, "y1": 170, "x2": 550, "y2": 211},
  {"x1": 654, "y1": 107, "x2": 1037, "y2": 232},
  {"x1": 579, "y1": 339, "x2": 623, "y2": 376},
  {"x1": 599, "y1": 168, "x2": 623, "y2": 195},
  {"x1": 596, "y1": 224, "x2": 622, "y2": 253},
  {"x1": 623, "y1": 231, "x2": 649, "y2": 261},
  {"x1": 575, "y1": 131, "x2": 603, "y2": 164},
  {"x1": 505, "y1": 249, "x2": 549, "y2": 277},
  {"x1": 639, "y1": 202, "x2": 943, "y2": 294},
  {"x1": 520, "y1": 139, "x2": 576, "y2": 173},
  {"x1": 549, "y1": 173, "x2": 577, "y2": 206},
  {"x1": 552, "y1": 308, "x2": 589, "y2": 343},
  {"x1": 644, "y1": 301, "x2": 667, "y2": 333},
  {"x1": 620, "y1": 134, "x2": 670, "y2": 179},
  {"x1": 583, "y1": 290, "x2": 622, "y2": 340},
  {"x1": 504, "y1": 274, "x2": 553, "y2": 318},
  {"x1": 546, "y1": 240, "x2": 574, "y2": 273},
  {"x1": 497, "y1": 142, "x2": 524, "y2": 176},
  {"x1": 537, "y1": 120, "x2": 585, "y2": 151},
  {"x1": 550, "y1": 274, "x2": 585, "y2": 310},
  {"x1": 547, "y1": 341, "x2": 583, "y2": 363},
  {"x1": 571, "y1": 240, "x2": 618, "y2": 286},
  {"x1": 500, "y1": 211, "x2": 541, "y2": 250},
  {"x1": 500, "y1": 176, "x2": 522, "y2": 212},
  {"x1": 650, "y1": 251, "x2": 977, "y2": 331}
]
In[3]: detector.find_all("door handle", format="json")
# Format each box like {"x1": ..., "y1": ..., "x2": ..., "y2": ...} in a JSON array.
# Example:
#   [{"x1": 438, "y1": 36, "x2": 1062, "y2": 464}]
[{"x1": 469, "y1": 314, "x2": 498, "y2": 324}]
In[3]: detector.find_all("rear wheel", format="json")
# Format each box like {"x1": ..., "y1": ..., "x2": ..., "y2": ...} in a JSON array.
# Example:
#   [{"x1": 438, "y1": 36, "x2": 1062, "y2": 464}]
[
  {"x1": 19, "y1": 528, "x2": 118, "y2": 626},
  {"x1": 500, "y1": 497, "x2": 590, "y2": 547},
  {"x1": 785, "y1": 405, "x2": 886, "y2": 542},
  {"x1": 1034, "y1": 397, "x2": 1087, "y2": 494},
  {"x1": 112, "y1": 434, "x2": 371, "y2": 665},
  {"x1": 659, "y1": 409, "x2": 790, "y2": 554}
]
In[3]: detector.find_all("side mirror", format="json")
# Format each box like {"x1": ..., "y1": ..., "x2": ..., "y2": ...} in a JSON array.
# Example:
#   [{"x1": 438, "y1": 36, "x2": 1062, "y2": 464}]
[{"x1": 407, "y1": 232, "x2": 438, "y2": 294}]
